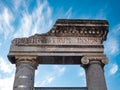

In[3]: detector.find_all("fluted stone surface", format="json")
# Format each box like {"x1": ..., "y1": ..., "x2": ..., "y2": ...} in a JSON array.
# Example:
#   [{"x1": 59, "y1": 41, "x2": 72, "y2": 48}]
[{"x1": 13, "y1": 64, "x2": 35, "y2": 90}]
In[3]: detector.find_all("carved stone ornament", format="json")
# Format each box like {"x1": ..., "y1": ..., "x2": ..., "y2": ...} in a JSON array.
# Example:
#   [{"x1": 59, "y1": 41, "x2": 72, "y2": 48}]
[
  {"x1": 81, "y1": 55, "x2": 108, "y2": 65},
  {"x1": 81, "y1": 56, "x2": 89, "y2": 65},
  {"x1": 15, "y1": 56, "x2": 38, "y2": 69},
  {"x1": 102, "y1": 58, "x2": 109, "y2": 64}
]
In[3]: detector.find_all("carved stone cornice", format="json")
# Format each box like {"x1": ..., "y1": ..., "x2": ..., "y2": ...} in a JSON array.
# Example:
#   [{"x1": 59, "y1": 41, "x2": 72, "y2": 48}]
[
  {"x1": 49, "y1": 26, "x2": 107, "y2": 38},
  {"x1": 15, "y1": 56, "x2": 38, "y2": 69},
  {"x1": 47, "y1": 19, "x2": 108, "y2": 39},
  {"x1": 81, "y1": 55, "x2": 109, "y2": 66}
]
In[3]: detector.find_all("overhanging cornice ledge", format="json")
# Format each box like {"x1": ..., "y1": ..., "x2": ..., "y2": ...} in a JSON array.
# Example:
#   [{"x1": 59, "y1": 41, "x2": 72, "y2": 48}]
[{"x1": 48, "y1": 19, "x2": 108, "y2": 40}]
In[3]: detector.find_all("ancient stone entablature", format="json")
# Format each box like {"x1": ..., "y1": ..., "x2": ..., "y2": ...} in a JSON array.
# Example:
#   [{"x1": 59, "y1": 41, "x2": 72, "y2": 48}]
[{"x1": 8, "y1": 19, "x2": 108, "y2": 64}]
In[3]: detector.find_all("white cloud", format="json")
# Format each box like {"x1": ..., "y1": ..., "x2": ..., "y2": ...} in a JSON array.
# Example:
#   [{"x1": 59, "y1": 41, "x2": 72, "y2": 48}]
[
  {"x1": 35, "y1": 76, "x2": 55, "y2": 87},
  {"x1": 54, "y1": 65, "x2": 65, "y2": 76},
  {"x1": 13, "y1": 0, "x2": 23, "y2": 10},
  {"x1": 47, "y1": 76, "x2": 54, "y2": 83},
  {"x1": 78, "y1": 69, "x2": 85, "y2": 77},
  {"x1": 109, "y1": 64, "x2": 118, "y2": 75},
  {"x1": 104, "y1": 24, "x2": 120, "y2": 55},
  {"x1": 59, "y1": 67, "x2": 65, "y2": 74},
  {"x1": 65, "y1": 7, "x2": 72, "y2": 19},
  {"x1": 0, "y1": 74, "x2": 14, "y2": 90},
  {"x1": 35, "y1": 65, "x2": 66, "y2": 87},
  {"x1": 14, "y1": 13, "x2": 32, "y2": 37},
  {"x1": 14, "y1": 0, "x2": 52, "y2": 38},
  {"x1": 104, "y1": 38, "x2": 119, "y2": 55},
  {"x1": 78, "y1": 67, "x2": 86, "y2": 86},
  {"x1": 0, "y1": 56, "x2": 15, "y2": 73},
  {"x1": 0, "y1": 7, "x2": 14, "y2": 40}
]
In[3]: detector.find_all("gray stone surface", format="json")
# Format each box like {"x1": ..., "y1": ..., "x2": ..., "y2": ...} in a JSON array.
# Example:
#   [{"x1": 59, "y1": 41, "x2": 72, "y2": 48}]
[
  {"x1": 85, "y1": 61, "x2": 107, "y2": 90},
  {"x1": 13, "y1": 64, "x2": 35, "y2": 90}
]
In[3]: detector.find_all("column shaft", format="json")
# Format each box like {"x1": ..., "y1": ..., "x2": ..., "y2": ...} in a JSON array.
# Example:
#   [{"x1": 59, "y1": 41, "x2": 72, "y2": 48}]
[
  {"x1": 13, "y1": 57, "x2": 38, "y2": 90},
  {"x1": 85, "y1": 61, "x2": 107, "y2": 90},
  {"x1": 13, "y1": 64, "x2": 35, "y2": 90}
]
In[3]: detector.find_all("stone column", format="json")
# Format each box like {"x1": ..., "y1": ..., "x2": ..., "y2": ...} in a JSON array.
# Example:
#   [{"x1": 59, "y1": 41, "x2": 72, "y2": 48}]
[
  {"x1": 13, "y1": 56, "x2": 38, "y2": 90},
  {"x1": 81, "y1": 56, "x2": 108, "y2": 90}
]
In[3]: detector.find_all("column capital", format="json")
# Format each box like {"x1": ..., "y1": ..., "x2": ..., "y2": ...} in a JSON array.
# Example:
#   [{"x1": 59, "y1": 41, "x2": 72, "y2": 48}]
[
  {"x1": 15, "y1": 56, "x2": 38, "y2": 69},
  {"x1": 81, "y1": 55, "x2": 108, "y2": 67}
]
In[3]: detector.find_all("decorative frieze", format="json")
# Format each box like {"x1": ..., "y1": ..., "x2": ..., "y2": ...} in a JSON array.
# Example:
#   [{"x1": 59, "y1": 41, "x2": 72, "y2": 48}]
[{"x1": 12, "y1": 36, "x2": 102, "y2": 46}]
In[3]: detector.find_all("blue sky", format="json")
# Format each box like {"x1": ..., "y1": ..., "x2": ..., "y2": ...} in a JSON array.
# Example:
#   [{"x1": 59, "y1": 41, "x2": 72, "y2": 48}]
[{"x1": 0, "y1": 0, "x2": 120, "y2": 90}]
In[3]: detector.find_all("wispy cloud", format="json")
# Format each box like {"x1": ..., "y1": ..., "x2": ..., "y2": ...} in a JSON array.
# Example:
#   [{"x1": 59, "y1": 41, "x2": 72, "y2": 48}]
[
  {"x1": 35, "y1": 75, "x2": 55, "y2": 87},
  {"x1": 0, "y1": 7, "x2": 14, "y2": 40},
  {"x1": 78, "y1": 68, "x2": 85, "y2": 77},
  {"x1": 0, "y1": 0, "x2": 52, "y2": 39},
  {"x1": 105, "y1": 38, "x2": 119, "y2": 55},
  {"x1": 0, "y1": 56, "x2": 15, "y2": 73},
  {"x1": 47, "y1": 76, "x2": 54, "y2": 83},
  {"x1": 78, "y1": 67, "x2": 86, "y2": 86},
  {"x1": 0, "y1": 74, "x2": 14, "y2": 90},
  {"x1": 95, "y1": 4, "x2": 109, "y2": 19},
  {"x1": 35, "y1": 65, "x2": 66, "y2": 87},
  {"x1": 104, "y1": 24, "x2": 120, "y2": 56},
  {"x1": 14, "y1": 0, "x2": 52, "y2": 38},
  {"x1": 54, "y1": 65, "x2": 65, "y2": 76},
  {"x1": 13, "y1": 0, "x2": 25, "y2": 11},
  {"x1": 14, "y1": 13, "x2": 32, "y2": 37},
  {"x1": 65, "y1": 7, "x2": 72, "y2": 19},
  {"x1": 109, "y1": 64, "x2": 118, "y2": 75}
]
